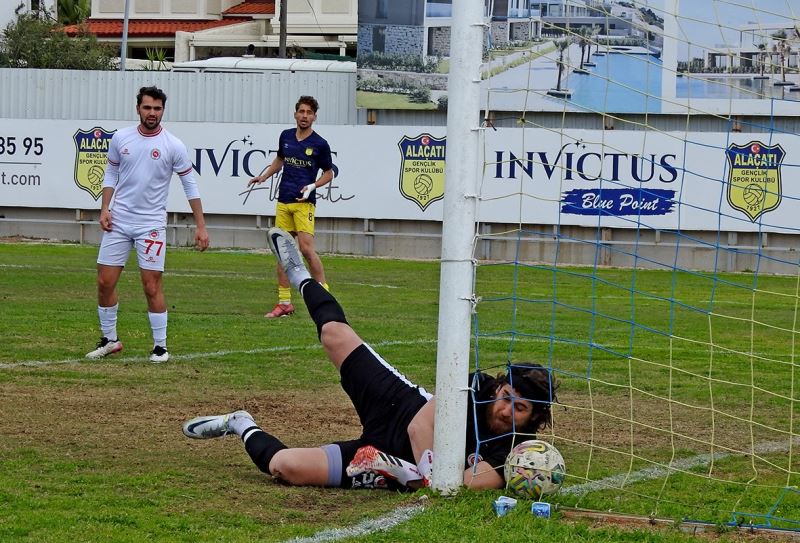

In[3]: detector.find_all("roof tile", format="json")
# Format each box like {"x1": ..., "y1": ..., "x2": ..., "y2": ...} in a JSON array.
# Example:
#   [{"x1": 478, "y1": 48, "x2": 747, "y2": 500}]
[
  {"x1": 64, "y1": 18, "x2": 251, "y2": 38},
  {"x1": 223, "y1": 1, "x2": 275, "y2": 15}
]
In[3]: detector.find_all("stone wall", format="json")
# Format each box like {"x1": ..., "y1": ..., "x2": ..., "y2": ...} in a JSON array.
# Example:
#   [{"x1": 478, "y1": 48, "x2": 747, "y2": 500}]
[
  {"x1": 357, "y1": 24, "x2": 425, "y2": 58},
  {"x1": 429, "y1": 26, "x2": 451, "y2": 57},
  {"x1": 491, "y1": 21, "x2": 509, "y2": 46},
  {"x1": 511, "y1": 21, "x2": 531, "y2": 41},
  {"x1": 385, "y1": 25, "x2": 425, "y2": 56}
]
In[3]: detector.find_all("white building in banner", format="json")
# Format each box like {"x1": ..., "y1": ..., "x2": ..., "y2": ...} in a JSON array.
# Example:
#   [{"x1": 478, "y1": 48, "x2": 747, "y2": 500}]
[
  {"x1": 63, "y1": 0, "x2": 356, "y2": 62},
  {"x1": 358, "y1": 0, "x2": 543, "y2": 60}
]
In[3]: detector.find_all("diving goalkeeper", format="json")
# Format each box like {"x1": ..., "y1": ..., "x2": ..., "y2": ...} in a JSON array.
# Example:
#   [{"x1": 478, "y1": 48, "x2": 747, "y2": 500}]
[{"x1": 182, "y1": 227, "x2": 558, "y2": 489}]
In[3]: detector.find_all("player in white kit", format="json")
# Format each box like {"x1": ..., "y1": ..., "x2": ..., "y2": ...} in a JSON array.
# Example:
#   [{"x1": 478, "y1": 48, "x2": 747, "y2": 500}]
[{"x1": 86, "y1": 86, "x2": 210, "y2": 363}]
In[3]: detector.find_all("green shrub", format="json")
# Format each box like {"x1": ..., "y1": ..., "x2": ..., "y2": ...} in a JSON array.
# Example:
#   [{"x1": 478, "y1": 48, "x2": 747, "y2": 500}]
[
  {"x1": 358, "y1": 52, "x2": 438, "y2": 73},
  {"x1": 409, "y1": 86, "x2": 431, "y2": 103}
]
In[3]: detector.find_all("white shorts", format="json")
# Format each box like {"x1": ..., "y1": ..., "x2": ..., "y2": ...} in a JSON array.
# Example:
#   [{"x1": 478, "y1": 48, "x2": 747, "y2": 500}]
[{"x1": 97, "y1": 224, "x2": 167, "y2": 272}]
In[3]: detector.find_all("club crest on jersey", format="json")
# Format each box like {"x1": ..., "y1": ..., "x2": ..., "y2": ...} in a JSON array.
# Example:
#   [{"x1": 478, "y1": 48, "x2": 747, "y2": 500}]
[
  {"x1": 726, "y1": 141, "x2": 785, "y2": 222},
  {"x1": 73, "y1": 127, "x2": 116, "y2": 201},
  {"x1": 151, "y1": 148, "x2": 161, "y2": 160},
  {"x1": 305, "y1": 148, "x2": 313, "y2": 156},
  {"x1": 467, "y1": 452, "x2": 483, "y2": 467},
  {"x1": 397, "y1": 133, "x2": 446, "y2": 212}
]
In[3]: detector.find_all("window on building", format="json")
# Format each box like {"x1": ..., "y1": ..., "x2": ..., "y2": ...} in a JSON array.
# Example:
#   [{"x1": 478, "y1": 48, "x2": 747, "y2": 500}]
[
  {"x1": 376, "y1": 0, "x2": 388, "y2": 19},
  {"x1": 373, "y1": 26, "x2": 386, "y2": 52}
]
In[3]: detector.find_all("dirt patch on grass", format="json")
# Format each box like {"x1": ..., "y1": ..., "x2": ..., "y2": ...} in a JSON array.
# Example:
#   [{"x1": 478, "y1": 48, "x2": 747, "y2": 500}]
[{"x1": 0, "y1": 367, "x2": 407, "y2": 528}]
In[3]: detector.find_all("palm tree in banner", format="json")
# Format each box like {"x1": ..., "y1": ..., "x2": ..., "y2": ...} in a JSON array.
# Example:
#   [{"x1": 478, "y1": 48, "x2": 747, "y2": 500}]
[
  {"x1": 756, "y1": 41, "x2": 767, "y2": 77},
  {"x1": 772, "y1": 29, "x2": 789, "y2": 84},
  {"x1": 554, "y1": 38, "x2": 572, "y2": 90}
]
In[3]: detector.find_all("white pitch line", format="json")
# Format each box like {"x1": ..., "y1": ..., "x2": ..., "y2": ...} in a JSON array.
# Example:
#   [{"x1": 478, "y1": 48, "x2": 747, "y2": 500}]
[
  {"x1": 284, "y1": 503, "x2": 425, "y2": 543},
  {"x1": 0, "y1": 263, "x2": 403, "y2": 288},
  {"x1": 563, "y1": 437, "x2": 800, "y2": 497},
  {"x1": 287, "y1": 438, "x2": 799, "y2": 543},
  {"x1": 340, "y1": 281, "x2": 400, "y2": 289},
  {"x1": 0, "y1": 338, "x2": 437, "y2": 370}
]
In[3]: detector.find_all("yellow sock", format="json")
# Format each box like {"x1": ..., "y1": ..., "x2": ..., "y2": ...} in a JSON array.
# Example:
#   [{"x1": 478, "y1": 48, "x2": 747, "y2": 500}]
[
  {"x1": 278, "y1": 286, "x2": 292, "y2": 304},
  {"x1": 322, "y1": 282, "x2": 330, "y2": 292}
]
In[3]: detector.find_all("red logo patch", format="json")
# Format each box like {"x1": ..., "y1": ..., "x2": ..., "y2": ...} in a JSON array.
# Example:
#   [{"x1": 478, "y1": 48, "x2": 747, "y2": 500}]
[
  {"x1": 467, "y1": 453, "x2": 483, "y2": 467},
  {"x1": 149, "y1": 230, "x2": 158, "y2": 239},
  {"x1": 151, "y1": 149, "x2": 161, "y2": 160}
]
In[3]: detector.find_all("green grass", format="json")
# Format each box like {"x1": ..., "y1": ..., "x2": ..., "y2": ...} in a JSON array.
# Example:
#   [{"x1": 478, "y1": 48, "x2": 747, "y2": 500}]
[
  {"x1": 1, "y1": 242, "x2": 798, "y2": 541},
  {"x1": 482, "y1": 44, "x2": 558, "y2": 80},
  {"x1": 356, "y1": 91, "x2": 439, "y2": 110}
]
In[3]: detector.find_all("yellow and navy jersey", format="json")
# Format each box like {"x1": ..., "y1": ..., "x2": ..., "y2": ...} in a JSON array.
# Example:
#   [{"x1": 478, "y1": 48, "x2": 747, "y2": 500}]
[{"x1": 276, "y1": 128, "x2": 333, "y2": 205}]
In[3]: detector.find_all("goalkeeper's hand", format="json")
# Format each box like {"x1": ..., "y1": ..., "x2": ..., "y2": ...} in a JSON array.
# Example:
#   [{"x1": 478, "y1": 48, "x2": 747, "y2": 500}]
[{"x1": 297, "y1": 183, "x2": 316, "y2": 201}]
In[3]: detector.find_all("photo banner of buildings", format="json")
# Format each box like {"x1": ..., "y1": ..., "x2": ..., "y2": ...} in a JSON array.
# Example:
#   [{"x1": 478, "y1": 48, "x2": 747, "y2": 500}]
[{"x1": 356, "y1": 0, "x2": 799, "y2": 115}]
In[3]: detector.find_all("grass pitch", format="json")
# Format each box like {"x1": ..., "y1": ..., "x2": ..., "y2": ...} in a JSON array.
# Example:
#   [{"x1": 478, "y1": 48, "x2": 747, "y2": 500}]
[{"x1": 0, "y1": 241, "x2": 796, "y2": 542}]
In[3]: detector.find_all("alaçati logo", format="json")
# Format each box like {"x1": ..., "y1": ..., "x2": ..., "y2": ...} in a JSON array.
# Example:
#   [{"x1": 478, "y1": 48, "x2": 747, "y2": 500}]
[
  {"x1": 726, "y1": 141, "x2": 785, "y2": 222},
  {"x1": 73, "y1": 127, "x2": 116, "y2": 200},
  {"x1": 397, "y1": 133, "x2": 446, "y2": 211}
]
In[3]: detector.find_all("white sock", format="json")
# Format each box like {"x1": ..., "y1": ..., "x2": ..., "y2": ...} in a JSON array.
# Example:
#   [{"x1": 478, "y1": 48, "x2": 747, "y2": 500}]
[
  {"x1": 98, "y1": 304, "x2": 119, "y2": 340},
  {"x1": 417, "y1": 449, "x2": 434, "y2": 481},
  {"x1": 148, "y1": 311, "x2": 168, "y2": 348},
  {"x1": 228, "y1": 413, "x2": 259, "y2": 442},
  {"x1": 286, "y1": 265, "x2": 311, "y2": 291}
]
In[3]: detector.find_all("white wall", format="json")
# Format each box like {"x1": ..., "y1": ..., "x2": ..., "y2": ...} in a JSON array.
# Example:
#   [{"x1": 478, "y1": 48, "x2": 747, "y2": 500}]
[
  {"x1": 0, "y1": 1, "x2": 57, "y2": 29},
  {"x1": 0, "y1": 1, "x2": 28, "y2": 30}
]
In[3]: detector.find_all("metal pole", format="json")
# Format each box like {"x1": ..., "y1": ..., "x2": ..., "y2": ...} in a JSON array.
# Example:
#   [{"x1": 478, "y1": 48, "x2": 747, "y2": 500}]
[
  {"x1": 431, "y1": 0, "x2": 483, "y2": 494},
  {"x1": 120, "y1": 0, "x2": 130, "y2": 71},
  {"x1": 279, "y1": 0, "x2": 287, "y2": 58}
]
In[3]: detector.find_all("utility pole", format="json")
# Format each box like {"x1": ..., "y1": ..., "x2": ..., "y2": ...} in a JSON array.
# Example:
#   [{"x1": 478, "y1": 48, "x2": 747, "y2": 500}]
[{"x1": 278, "y1": 0, "x2": 287, "y2": 58}]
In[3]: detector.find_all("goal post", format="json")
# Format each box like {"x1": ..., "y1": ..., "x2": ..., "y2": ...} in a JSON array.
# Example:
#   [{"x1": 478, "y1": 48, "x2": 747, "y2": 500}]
[{"x1": 431, "y1": 0, "x2": 485, "y2": 494}]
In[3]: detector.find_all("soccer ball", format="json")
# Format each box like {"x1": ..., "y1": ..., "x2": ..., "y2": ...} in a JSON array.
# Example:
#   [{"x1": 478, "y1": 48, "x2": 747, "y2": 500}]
[{"x1": 504, "y1": 440, "x2": 566, "y2": 499}]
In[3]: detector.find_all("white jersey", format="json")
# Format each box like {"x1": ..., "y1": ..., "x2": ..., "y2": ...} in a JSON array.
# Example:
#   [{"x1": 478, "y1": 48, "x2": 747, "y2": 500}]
[{"x1": 102, "y1": 124, "x2": 201, "y2": 226}]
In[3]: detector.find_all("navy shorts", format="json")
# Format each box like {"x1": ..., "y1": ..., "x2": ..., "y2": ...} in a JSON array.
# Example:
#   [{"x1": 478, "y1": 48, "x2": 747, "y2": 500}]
[{"x1": 337, "y1": 343, "x2": 432, "y2": 466}]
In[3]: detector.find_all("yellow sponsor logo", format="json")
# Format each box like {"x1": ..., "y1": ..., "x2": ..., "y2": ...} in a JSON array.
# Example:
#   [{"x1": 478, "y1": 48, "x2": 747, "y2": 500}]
[
  {"x1": 397, "y1": 133, "x2": 446, "y2": 212},
  {"x1": 73, "y1": 127, "x2": 116, "y2": 200},
  {"x1": 726, "y1": 141, "x2": 785, "y2": 222}
]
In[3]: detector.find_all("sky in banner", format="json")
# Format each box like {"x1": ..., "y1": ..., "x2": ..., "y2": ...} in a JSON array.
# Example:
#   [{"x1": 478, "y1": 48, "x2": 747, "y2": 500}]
[{"x1": 675, "y1": 0, "x2": 798, "y2": 61}]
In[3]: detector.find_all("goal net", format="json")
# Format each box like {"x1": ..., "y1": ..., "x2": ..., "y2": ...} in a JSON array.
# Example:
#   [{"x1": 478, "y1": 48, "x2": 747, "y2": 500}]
[{"x1": 469, "y1": 0, "x2": 800, "y2": 528}]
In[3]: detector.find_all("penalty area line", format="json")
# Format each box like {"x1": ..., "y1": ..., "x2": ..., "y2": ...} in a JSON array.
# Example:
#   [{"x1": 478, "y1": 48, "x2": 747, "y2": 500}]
[
  {"x1": 563, "y1": 437, "x2": 800, "y2": 498},
  {"x1": 284, "y1": 503, "x2": 426, "y2": 543}
]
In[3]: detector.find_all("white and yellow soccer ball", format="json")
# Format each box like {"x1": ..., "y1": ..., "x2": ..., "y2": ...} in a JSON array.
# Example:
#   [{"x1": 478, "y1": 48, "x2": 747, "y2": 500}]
[{"x1": 504, "y1": 440, "x2": 566, "y2": 499}]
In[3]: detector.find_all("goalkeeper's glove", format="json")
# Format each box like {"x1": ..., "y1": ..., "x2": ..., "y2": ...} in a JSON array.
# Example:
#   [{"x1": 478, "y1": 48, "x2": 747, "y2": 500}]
[{"x1": 298, "y1": 183, "x2": 316, "y2": 200}]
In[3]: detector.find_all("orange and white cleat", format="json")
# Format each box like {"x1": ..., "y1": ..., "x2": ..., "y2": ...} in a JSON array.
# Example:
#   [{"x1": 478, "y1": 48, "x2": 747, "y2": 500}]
[{"x1": 264, "y1": 303, "x2": 295, "y2": 318}]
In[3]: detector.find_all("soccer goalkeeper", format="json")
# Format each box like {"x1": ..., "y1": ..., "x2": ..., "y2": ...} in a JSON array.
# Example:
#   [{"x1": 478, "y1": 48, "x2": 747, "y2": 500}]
[{"x1": 183, "y1": 227, "x2": 558, "y2": 490}]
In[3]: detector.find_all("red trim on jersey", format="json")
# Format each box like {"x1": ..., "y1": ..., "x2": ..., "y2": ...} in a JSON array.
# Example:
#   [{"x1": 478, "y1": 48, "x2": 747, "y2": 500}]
[
  {"x1": 137, "y1": 125, "x2": 163, "y2": 137},
  {"x1": 176, "y1": 167, "x2": 194, "y2": 176}
]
